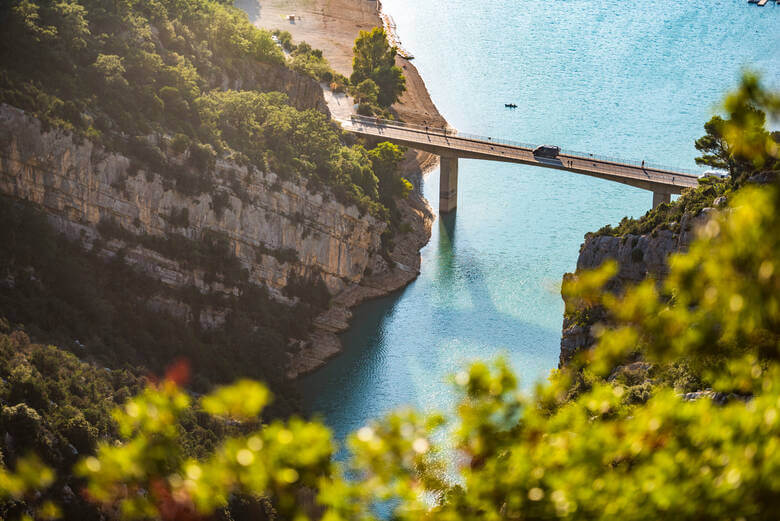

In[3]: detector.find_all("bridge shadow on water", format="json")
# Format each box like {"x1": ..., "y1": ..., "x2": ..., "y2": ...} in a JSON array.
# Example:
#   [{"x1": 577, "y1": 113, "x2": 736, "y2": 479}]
[
  {"x1": 432, "y1": 211, "x2": 556, "y2": 364},
  {"x1": 300, "y1": 206, "x2": 559, "y2": 441}
]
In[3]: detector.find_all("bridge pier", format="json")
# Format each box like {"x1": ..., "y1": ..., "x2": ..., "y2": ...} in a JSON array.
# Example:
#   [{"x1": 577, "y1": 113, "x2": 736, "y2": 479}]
[
  {"x1": 439, "y1": 155, "x2": 459, "y2": 213},
  {"x1": 652, "y1": 191, "x2": 671, "y2": 208}
]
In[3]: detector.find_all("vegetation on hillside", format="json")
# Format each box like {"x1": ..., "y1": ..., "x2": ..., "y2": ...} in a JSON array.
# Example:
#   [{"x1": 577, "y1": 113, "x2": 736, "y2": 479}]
[
  {"x1": 0, "y1": 330, "x2": 282, "y2": 520},
  {"x1": 591, "y1": 177, "x2": 731, "y2": 238},
  {"x1": 1, "y1": 0, "x2": 281, "y2": 139},
  {"x1": 0, "y1": 0, "x2": 406, "y2": 219},
  {"x1": 0, "y1": 328, "x2": 146, "y2": 520},
  {"x1": 0, "y1": 195, "x2": 309, "y2": 406},
  {"x1": 1, "y1": 76, "x2": 778, "y2": 521}
]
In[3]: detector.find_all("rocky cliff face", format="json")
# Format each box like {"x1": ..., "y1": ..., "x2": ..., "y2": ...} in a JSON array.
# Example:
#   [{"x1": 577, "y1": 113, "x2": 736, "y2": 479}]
[
  {"x1": 0, "y1": 103, "x2": 379, "y2": 296},
  {"x1": 559, "y1": 209, "x2": 714, "y2": 366},
  {"x1": 0, "y1": 102, "x2": 433, "y2": 376},
  {"x1": 222, "y1": 61, "x2": 331, "y2": 115}
]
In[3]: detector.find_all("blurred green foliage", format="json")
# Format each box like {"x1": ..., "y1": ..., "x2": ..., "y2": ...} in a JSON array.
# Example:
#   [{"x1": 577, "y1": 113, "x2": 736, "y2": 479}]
[{"x1": 75, "y1": 379, "x2": 334, "y2": 521}]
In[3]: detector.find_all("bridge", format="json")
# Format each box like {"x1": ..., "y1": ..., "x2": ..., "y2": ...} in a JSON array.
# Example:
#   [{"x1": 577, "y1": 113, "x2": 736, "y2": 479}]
[{"x1": 337, "y1": 115, "x2": 701, "y2": 213}]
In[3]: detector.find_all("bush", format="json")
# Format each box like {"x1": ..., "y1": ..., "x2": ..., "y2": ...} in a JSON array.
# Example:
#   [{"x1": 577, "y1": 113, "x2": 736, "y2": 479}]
[
  {"x1": 170, "y1": 133, "x2": 190, "y2": 155},
  {"x1": 211, "y1": 190, "x2": 230, "y2": 219}
]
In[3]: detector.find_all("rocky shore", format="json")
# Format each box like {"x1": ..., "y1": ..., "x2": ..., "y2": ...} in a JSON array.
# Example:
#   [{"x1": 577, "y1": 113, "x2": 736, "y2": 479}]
[{"x1": 237, "y1": 0, "x2": 449, "y2": 376}]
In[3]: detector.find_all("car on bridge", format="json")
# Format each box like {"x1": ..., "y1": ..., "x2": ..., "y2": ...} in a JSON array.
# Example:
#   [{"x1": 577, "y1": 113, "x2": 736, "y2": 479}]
[
  {"x1": 701, "y1": 169, "x2": 730, "y2": 179},
  {"x1": 533, "y1": 145, "x2": 561, "y2": 158}
]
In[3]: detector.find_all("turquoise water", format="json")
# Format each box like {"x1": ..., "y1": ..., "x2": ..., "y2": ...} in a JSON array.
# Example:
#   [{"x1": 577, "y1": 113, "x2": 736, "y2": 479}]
[{"x1": 299, "y1": 0, "x2": 780, "y2": 441}]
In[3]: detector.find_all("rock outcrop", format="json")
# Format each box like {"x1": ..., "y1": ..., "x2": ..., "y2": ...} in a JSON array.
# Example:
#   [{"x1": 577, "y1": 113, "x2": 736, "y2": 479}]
[{"x1": 559, "y1": 209, "x2": 714, "y2": 366}]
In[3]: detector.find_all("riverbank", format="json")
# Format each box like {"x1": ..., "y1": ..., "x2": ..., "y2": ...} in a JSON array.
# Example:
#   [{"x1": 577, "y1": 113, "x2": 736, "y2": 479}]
[{"x1": 237, "y1": 0, "x2": 448, "y2": 377}]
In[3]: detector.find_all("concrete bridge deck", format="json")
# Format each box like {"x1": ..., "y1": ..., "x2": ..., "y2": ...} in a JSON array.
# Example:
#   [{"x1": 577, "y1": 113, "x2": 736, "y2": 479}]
[{"x1": 337, "y1": 116, "x2": 701, "y2": 212}]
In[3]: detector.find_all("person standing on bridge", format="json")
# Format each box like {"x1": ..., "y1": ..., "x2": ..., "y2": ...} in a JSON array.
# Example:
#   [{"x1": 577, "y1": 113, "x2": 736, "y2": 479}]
[{"x1": 642, "y1": 160, "x2": 645, "y2": 169}]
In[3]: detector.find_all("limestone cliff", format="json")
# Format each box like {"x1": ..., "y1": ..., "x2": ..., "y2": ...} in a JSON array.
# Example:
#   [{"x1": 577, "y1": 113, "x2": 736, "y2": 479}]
[
  {"x1": 0, "y1": 103, "x2": 433, "y2": 376},
  {"x1": 559, "y1": 207, "x2": 716, "y2": 366}
]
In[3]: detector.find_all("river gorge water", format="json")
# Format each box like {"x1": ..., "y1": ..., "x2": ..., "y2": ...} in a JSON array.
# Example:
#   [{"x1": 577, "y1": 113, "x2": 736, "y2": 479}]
[{"x1": 299, "y1": 0, "x2": 780, "y2": 441}]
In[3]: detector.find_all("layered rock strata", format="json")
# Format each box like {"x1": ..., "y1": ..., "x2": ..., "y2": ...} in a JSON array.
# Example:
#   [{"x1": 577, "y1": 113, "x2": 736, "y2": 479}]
[{"x1": 0, "y1": 102, "x2": 433, "y2": 377}]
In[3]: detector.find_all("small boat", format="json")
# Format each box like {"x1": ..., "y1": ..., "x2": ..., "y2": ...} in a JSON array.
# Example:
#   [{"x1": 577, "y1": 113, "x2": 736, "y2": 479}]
[{"x1": 505, "y1": 103, "x2": 518, "y2": 108}]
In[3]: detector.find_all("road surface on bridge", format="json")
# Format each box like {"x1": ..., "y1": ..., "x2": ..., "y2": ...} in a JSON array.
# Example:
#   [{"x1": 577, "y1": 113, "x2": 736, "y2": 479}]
[{"x1": 338, "y1": 116, "x2": 700, "y2": 196}]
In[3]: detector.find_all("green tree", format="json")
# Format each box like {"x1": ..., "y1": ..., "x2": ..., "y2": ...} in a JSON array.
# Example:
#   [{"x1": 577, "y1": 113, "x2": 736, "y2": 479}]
[
  {"x1": 368, "y1": 141, "x2": 410, "y2": 199},
  {"x1": 695, "y1": 81, "x2": 777, "y2": 179},
  {"x1": 272, "y1": 29, "x2": 294, "y2": 52},
  {"x1": 51, "y1": 0, "x2": 90, "y2": 51},
  {"x1": 353, "y1": 78, "x2": 379, "y2": 105},
  {"x1": 92, "y1": 54, "x2": 129, "y2": 89},
  {"x1": 350, "y1": 27, "x2": 406, "y2": 107},
  {"x1": 5, "y1": 0, "x2": 57, "y2": 44},
  {"x1": 694, "y1": 115, "x2": 732, "y2": 173}
]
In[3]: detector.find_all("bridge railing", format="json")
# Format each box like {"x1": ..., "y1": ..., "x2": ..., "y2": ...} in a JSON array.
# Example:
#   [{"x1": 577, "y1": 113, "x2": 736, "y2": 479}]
[
  {"x1": 348, "y1": 115, "x2": 701, "y2": 176},
  {"x1": 350, "y1": 114, "x2": 456, "y2": 136},
  {"x1": 557, "y1": 147, "x2": 700, "y2": 176}
]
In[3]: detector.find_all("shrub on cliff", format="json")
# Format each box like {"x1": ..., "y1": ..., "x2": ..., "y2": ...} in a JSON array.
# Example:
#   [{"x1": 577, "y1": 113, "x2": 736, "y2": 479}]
[
  {"x1": 595, "y1": 76, "x2": 779, "y2": 240},
  {"x1": 369, "y1": 141, "x2": 411, "y2": 201},
  {"x1": 291, "y1": 42, "x2": 335, "y2": 83},
  {"x1": 591, "y1": 180, "x2": 730, "y2": 238}
]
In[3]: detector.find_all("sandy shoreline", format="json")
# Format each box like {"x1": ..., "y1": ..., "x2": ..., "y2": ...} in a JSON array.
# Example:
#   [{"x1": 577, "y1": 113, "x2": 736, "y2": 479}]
[{"x1": 238, "y1": 0, "x2": 447, "y2": 377}]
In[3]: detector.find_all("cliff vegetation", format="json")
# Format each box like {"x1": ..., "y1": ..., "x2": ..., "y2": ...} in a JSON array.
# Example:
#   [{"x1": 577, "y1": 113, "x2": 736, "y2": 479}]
[{"x1": 0, "y1": 0, "x2": 401, "y2": 219}]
